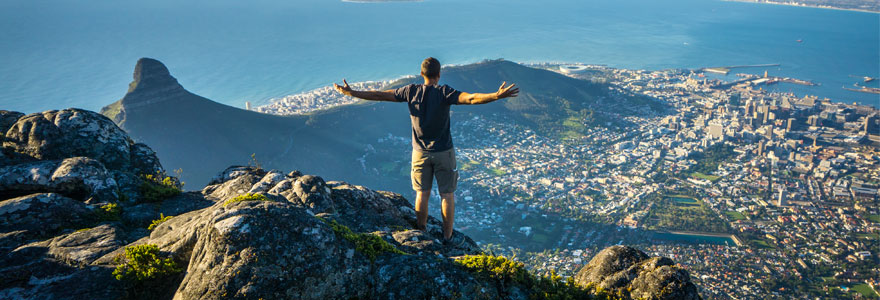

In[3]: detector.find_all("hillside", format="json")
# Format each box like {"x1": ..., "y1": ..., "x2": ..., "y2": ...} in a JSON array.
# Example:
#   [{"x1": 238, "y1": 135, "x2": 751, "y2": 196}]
[
  {"x1": 0, "y1": 108, "x2": 700, "y2": 299},
  {"x1": 101, "y1": 58, "x2": 665, "y2": 192}
]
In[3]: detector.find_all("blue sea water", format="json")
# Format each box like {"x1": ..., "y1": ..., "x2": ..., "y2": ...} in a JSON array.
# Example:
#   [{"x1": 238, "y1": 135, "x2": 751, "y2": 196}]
[{"x1": 0, "y1": 0, "x2": 877, "y2": 114}]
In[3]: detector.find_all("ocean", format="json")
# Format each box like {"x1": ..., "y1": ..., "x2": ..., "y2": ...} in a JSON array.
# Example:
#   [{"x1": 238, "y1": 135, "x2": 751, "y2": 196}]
[{"x1": 0, "y1": 0, "x2": 877, "y2": 114}]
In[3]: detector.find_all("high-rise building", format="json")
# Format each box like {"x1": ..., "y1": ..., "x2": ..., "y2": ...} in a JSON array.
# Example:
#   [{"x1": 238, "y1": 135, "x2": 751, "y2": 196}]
[
  {"x1": 865, "y1": 113, "x2": 879, "y2": 135},
  {"x1": 777, "y1": 188, "x2": 786, "y2": 206},
  {"x1": 807, "y1": 115, "x2": 819, "y2": 127},
  {"x1": 708, "y1": 123, "x2": 724, "y2": 139},
  {"x1": 245, "y1": 101, "x2": 252, "y2": 111},
  {"x1": 786, "y1": 118, "x2": 796, "y2": 132}
]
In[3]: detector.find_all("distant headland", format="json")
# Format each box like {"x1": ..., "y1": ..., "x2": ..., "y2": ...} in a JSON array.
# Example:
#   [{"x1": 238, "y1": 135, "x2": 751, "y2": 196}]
[{"x1": 724, "y1": 0, "x2": 880, "y2": 13}]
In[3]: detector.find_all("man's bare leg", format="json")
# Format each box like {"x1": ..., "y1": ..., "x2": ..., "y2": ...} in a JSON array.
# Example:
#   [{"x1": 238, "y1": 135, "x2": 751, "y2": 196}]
[
  {"x1": 440, "y1": 192, "x2": 455, "y2": 240},
  {"x1": 415, "y1": 190, "x2": 430, "y2": 231}
]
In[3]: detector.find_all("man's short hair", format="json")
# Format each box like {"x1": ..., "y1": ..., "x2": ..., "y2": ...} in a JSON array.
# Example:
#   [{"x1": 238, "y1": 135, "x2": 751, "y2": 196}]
[{"x1": 421, "y1": 57, "x2": 441, "y2": 79}]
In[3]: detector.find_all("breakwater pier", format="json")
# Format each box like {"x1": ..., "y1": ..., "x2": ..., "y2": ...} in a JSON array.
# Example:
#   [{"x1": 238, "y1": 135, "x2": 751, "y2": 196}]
[{"x1": 702, "y1": 63, "x2": 781, "y2": 75}]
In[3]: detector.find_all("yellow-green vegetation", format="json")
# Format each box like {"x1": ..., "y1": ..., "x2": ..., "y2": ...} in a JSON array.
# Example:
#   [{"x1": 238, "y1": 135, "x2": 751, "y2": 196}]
[
  {"x1": 725, "y1": 211, "x2": 747, "y2": 221},
  {"x1": 455, "y1": 255, "x2": 620, "y2": 300},
  {"x1": 690, "y1": 172, "x2": 721, "y2": 182},
  {"x1": 867, "y1": 214, "x2": 880, "y2": 223},
  {"x1": 751, "y1": 239, "x2": 774, "y2": 249},
  {"x1": 850, "y1": 283, "x2": 879, "y2": 298},
  {"x1": 113, "y1": 244, "x2": 181, "y2": 282},
  {"x1": 96, "y1": 203, "x2": 122, "y2": 222},
  {"x1": 489, "y1": 168, "x2": 507, "y2": 176},
  {"x1": 854, "y1": 233, "x2": 880, "y2": 240},
  {"x1": 223, "y1": 193, "x2": 272, "y2": 207},
  {"x1": 642, "y1": 194, "x2": 731, "y2": 233},
  {"x1": 459, "y1": 159, "x2": 480, "y2": 171},
  {"x1": 318, "y1": 217, "x2": 405, "y2": 261},
  {"x1": 147, "y1": 214, "x2": 173, "y2": 231},
  {"x1": 139, "y1": 173, "x2": 182, "y2": 203},
  {"x1": 561, "y1": 115, "x2": 587, "y2": 140}
]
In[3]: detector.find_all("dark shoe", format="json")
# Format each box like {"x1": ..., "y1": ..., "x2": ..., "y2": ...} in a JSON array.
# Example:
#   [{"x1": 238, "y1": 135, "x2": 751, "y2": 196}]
[{"x1": 442, "y1": 232, "x2": 466, "y2": 248}]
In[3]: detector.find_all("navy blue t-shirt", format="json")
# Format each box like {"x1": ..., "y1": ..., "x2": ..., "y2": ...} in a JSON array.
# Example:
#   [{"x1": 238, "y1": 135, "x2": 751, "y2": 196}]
[{"x1": 394, "y1": 84, "x2": 462, "y2": 152}]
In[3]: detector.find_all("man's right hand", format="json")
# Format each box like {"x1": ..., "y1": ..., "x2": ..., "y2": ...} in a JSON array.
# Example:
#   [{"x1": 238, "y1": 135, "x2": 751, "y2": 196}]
[{"x1": 495, "y1": 81, "x2": 520, "y2": 99}]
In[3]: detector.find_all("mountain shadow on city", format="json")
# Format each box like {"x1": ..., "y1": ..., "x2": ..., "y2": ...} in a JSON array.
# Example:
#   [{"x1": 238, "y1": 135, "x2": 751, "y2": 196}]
[{"x1": 100, "y1": 58, "x2": 667, "y2": 192}]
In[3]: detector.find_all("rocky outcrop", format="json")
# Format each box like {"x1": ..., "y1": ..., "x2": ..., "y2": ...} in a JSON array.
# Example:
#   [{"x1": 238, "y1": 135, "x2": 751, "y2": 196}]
[
  {"x1": 574, "y1": 245, "x2": 702, "y2": 300},
  {"x1": 136, "y1": 166, "x2": 490, "y2": 299}
]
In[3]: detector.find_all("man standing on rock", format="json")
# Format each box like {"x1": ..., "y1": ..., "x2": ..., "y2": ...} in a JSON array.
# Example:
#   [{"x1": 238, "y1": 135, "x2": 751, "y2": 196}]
[{"x1": 334, "y1": 57, "x2": 519, "y2": 245}]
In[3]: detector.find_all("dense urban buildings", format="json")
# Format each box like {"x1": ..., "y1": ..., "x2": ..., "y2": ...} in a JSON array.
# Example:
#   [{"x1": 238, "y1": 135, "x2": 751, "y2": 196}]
[{"x1": 258, "y1": 63, "x2": 880, "y2": 299}]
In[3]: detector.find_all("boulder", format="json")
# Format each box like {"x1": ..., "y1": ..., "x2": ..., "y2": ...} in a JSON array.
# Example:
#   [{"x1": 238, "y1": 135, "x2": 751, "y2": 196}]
[
  {"x1": 170, "y1": 200, "x2": 372, "y2": 299},
  {"x1": 574, "y1": 245, "x2": 701, "y2": 300},
  {"x1": 202, "y1": 166, "x2": 268, "y2": 201},
  {"x1": 0, "y1": 257, "x2": 123, "y2": 300},
  {"x1": 0, "y1": 110, "x2": 24, "y2": 132},
  {"x1": 3, "y1": 109, "x2": 133, "y2": 170},
  {"x1": 0, "y1": 193, "x2": 91, "y2": 251},
  {"x1": 0, "y1": 157, "x2": 118, "y2": 202},
  {"x1": 27, "y1": 224, "x2": 128, "y2": 266}
]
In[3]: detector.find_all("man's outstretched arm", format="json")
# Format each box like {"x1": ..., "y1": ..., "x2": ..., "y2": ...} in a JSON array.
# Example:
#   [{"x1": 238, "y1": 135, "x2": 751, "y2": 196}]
[
  {"x1": 457, "y1": 81, "x2": 520, "y2": 105},
  {"x1": 333, "y1": 79, "x2": 400, "y2": 102}
]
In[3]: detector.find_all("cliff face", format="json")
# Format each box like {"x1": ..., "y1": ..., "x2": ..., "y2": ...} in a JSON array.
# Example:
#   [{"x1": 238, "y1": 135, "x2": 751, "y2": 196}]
[{"x1": 0, "y1": 108, "x2": 699, "y2": 299}]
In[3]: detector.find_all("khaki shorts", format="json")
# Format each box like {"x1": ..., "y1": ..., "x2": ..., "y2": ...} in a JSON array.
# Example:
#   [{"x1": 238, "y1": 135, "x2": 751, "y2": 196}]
[{"x1": 411, "y1": 148, "x2": 458, "y2": 193}]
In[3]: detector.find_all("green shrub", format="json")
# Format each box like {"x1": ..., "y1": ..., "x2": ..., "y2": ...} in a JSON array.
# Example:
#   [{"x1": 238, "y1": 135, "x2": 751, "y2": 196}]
[
  {"x1": 96, "y1": 203, "x2": 122, "y2": 222},
  {"x1": 455, "y1": 254, "x2": 605, "y2": 300},
  {"x1": 455, "y1": 255, "x2": 531, "y2": 288},
  {"x1": 319, "y1": 217, "x2": 406, "y2": 261},
  {"x1": 113, "y1": 244, "x2": 181, "y2": 282},
  {"x1": 139, "y1": 174, "x2": 182, "y2": 203},
  {"x1": 223, "y1": 193, "x2": 272, "y2": 207},
  {"x1": 147, "y1": 214, "x2": 173, "y2": 231}
]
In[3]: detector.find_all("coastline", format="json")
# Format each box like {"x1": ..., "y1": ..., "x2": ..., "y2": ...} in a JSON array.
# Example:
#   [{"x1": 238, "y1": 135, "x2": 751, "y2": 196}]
[
  {"x1": 256, "y1": 60, "x2": 878, "y2": 113},
  {"x1": 722, "y1": 0, "x2": 879, "y2": 14}
]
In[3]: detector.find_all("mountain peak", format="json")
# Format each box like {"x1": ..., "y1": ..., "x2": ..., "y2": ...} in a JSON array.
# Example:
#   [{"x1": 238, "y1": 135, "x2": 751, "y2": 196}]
[{"x1": 127, "y1": 57, "x2": 183, "y2": 94}]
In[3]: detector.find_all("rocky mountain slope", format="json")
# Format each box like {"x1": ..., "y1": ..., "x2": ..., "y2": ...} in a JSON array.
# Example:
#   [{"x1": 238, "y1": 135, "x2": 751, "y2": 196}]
[
  {"x1": 0, "y1": 108, "x2": 698, "y2": 299},
  {"x1": 100, "y1": 58, "x2": 665, "y2": 192}
]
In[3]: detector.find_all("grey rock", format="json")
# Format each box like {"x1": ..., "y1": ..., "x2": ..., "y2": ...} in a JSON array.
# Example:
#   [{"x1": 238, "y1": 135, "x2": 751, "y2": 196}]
[
  {"x1": 202, "y1": 166, "x2": 267, "y2": 202},
  {"x1": 371, "y1": 254, "x2": 506, "y2": 299},
  {"x1": 574, "y1": 245, "x2": 701, "y2": 300},
  {"x1": 28, "y1": 224, "x2": 128, "y2": 266},
  {"x1": 0, "y1": 193, "x2": 91, "y2": 250},
  {"x1": 122, "y1": 203, "x2": 160, "y2": 227},
  {"x1": 3, "y1": 109, "x2": 133, "y2": 170},
  {"x1": 291, "y1": 175, "x2": 335, "y2": 213},
  {"x1": 0, "y1": 110, "x2": 25, "y2": 135},
  {"x1": 170, "y1": 200, "x2": 372, "y2": 299},
  {"x1": 129, "y1": 142, "x2": 164, "y2": 176},
  {"x1": 0, "y1": 157, "x2": 118, "y2": 202},
  {"x1": 0, "y1": 259, "x2": 124, "y2": 300},
  {"x1": 392, "y1": 229, "x2": 443, "y2": 254}
]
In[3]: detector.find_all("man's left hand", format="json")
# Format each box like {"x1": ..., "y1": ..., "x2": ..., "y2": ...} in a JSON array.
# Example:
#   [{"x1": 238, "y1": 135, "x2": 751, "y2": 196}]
[{"x1": 333, "y1": 79, "x2": 353, "y2": 96}]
